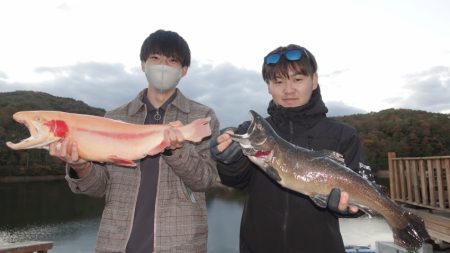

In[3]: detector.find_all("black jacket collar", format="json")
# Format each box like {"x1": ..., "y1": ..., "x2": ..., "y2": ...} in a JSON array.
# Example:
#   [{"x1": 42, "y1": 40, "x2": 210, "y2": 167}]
[{"x1": 267, "y1": 85, "x2": 328, "y2": 129}]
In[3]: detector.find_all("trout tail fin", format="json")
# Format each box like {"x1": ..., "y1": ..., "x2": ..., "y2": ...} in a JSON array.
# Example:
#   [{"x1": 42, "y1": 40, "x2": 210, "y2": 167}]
[
  {"x1": 391, "y1": 211, "x2": 430, "y2": 250},
  {"x1": 181, "y1": 117, "x2": 211, "y2": 142}
]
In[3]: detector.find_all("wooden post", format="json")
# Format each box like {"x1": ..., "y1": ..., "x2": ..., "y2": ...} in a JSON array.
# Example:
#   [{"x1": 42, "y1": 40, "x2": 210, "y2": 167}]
[
  {"x1": 399, "y1": 160, "x2": 406, "y2": 201},
  {"x1": 428, "y1": 160, "x2": 436, "y2": 207},
  {"x1": 436, "y1": 159, "x2": 445, "y2": 208},
  {"x1": 445, "y1": 158, "x2": 450, "y2": 209},
  {"x1": 388, "y1": 152, "x2": 396, "y2": 199},
  {"x1": 405, "y1": 160, "x2": 412, "y2": 201},
  {"x1": 419, "y1": 159, "x2": 428, "y2": 206},
  {"x1": 411, "y1": 160, "x2": 420, "y2": 203}
]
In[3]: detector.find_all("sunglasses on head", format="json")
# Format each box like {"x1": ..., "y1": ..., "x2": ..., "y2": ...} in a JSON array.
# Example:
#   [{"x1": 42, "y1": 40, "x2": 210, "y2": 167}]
[{"x1": 264, "y1": 49, "x2": 308, "y2": 65}]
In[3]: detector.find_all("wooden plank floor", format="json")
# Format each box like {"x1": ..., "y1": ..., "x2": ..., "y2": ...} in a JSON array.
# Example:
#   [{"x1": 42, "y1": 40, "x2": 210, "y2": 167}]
[
  {"x1": 407, "y1": 208, "x2": 450, "y2": 243},
  {"x1": 0, "y1": 241, "x2": 53, "y2": 253}
]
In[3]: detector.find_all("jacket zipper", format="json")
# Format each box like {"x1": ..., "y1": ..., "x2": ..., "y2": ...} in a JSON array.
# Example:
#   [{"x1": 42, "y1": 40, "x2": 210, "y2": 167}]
[
  {"x1": 153, "y1": 107, "x2": 168, "y2": 251},
  {"x1": 124, "y1": 111, "x2": 146, "y2": 252}
]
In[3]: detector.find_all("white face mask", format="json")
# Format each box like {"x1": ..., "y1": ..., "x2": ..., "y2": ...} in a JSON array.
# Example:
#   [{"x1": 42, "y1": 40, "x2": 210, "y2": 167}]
[{"x1": 144, "y1": 64, "x2": 183, "y2": 92}]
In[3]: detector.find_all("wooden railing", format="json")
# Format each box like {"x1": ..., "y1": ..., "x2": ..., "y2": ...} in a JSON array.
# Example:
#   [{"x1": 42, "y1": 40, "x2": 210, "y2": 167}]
[
  {"x1": 388, "y1": 152, "x2": 450, "y2": 242},
  {"x1": 388, "y1": 152, "x2": 450, "y2": 212}
]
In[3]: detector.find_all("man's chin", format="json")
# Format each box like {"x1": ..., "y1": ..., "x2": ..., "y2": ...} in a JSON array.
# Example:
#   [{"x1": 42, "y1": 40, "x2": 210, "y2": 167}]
[{"x1": 279, "y1": 100, "x2": 304, "y2": 108}]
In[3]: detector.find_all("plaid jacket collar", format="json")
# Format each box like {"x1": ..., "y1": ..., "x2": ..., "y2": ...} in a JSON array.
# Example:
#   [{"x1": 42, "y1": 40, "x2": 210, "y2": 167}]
[{"x1": 127, "y1": 88, "x2": 191, "y2": 116}]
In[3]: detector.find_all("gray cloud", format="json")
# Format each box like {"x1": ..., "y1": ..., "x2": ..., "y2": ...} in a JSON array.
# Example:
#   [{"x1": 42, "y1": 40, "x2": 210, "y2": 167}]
[
  {"x1": 0, "y1": 70, "x2": 7, "y2": 79},
  {"x1": 56, "y1": 3, "x2": 70, "y2": 11},
  {"x1": 179, "y1": 62, "x2": 270, "y2": 127},
  {"x1": 34, "y1": 62, "x2": 144, "y2": 110},
  {"x1": 396, "y1": 66, "x2": 450, "y2": 112},
  {"x1": 1, "y1": 61, "x2": 373, "y2": 127},
  {"x1": 320, "y1": 69, "x2": 349, "y2": 78}
]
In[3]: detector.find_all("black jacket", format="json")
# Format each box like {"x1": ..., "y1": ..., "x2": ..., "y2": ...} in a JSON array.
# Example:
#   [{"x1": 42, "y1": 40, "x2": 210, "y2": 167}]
[{"x1": 217, "y1": 87, "x2": 375, "y2": 253}]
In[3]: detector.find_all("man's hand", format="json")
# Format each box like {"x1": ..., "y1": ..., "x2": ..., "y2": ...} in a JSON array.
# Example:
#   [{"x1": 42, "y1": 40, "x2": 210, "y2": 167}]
[
  {"x1": 210, "y1": 127, "x2": 243, "y2": 164},
  {"x1": 215, "y1": 130, "x2": 233, "y2": 152},
  {"x1": 49, "y1": 137, "x2": 91, "y2": 178},
  {"x1": 165, "y1": 121, "x2": 185, "y2": 150},
  {"x1": 327, "y1": 188, "x2": 359, "y2": 214}
]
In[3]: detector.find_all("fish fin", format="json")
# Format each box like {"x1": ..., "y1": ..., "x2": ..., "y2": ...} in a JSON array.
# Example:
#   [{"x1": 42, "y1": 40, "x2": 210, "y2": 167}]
[
  {"x1": 376, "y1": 184, "x2": 390, "y2": 196},
  {"x1": 265, "y1": 167, "x2": 282, "y2": 182},
  {"x1": 391, "y1": 211, "x2": 430, "y2": 250},
  {"x1": 181, "y1": 117, "x2": 211, "y2": 142},
  {"x1": 147, "y1": 139, "x2": 171, "y2": 156},
  {"x1": 320, "y1": 150, "x2": 345, "y2": 165},
  {"x1": 107, "y1": 155, "x2": 137, "y2": 167},
  {"x1": 352, "y1": 204, "x2": 376, "y2": 218},
  {"x1": 310, "y1": 194, "x2": 328, "y2": 208},
  {"x1": 146, "y1": 129, "x2": 171, "y2": 156}
]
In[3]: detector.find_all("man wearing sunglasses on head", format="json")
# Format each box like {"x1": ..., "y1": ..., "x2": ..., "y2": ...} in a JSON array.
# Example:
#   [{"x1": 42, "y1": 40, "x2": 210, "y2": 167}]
[{"x1": 210, "y1": 44, "x2": 376, "y2": 252}]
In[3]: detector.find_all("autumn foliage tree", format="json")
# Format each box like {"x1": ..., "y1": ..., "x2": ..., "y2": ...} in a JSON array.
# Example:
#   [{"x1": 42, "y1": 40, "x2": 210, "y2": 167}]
[{"x1": 337, "y1": 109, "x2": 450, "y2": 171}]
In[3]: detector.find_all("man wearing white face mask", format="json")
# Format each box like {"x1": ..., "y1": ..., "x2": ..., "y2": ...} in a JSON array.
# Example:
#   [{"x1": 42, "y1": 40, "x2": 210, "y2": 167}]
[
  {"x1": 144, "y1": 64, "x2": 183, "y2": 92},
  {"x1": 49, "y1": 29, "x2": 221, "y2": 253}
]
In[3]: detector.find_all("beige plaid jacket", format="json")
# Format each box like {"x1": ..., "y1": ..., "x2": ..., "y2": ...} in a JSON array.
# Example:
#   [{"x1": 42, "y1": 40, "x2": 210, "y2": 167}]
[{"x1": 65, "y1": 89, "x2": 220, "y2": 253}]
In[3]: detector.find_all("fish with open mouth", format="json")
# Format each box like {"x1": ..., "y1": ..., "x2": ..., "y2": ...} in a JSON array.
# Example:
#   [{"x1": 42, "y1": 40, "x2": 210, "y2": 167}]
[
  {"x1": 6, "y1": 110, "x2": 211, "y2": 167},
  {"x1": 230, "y1": 110, "x2": 430, "y2": 250}
]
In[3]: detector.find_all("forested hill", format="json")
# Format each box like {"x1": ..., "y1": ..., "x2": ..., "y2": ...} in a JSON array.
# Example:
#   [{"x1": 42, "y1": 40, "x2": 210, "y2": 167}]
[
  {"x1": 337, "y1": 109, "x2": 450, "y2": 170},
  {"x1": 1, "y1": 91, "x2": 449, "y2": 177},
  {"x1": 0, "y1": 91, "x2": 105, "y2": 177},
  {"x1": 0, "y1": 90, "x2": 105, "y2": 115}
]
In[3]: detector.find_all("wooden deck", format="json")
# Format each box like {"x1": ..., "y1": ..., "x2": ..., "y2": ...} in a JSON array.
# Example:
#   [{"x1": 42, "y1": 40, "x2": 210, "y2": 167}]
[
  {"x1": 407, "y1": 208, "x2": 450, "y2": 243},
  {"x1": 388, "y1": 152, "x2": 450, "y2": 243},
  {"x1": 0, "y1": 241, "x2": 53, "y2": 253}
]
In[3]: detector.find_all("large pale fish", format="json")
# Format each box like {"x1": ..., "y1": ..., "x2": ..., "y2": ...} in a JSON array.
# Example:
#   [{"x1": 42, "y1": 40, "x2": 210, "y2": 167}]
[
  {"x1": 230, "y1": 110, "x2": 430, "y2": 250},
  {"x1": 6, "y1": 110, "x2": 211, "y2": 167}
]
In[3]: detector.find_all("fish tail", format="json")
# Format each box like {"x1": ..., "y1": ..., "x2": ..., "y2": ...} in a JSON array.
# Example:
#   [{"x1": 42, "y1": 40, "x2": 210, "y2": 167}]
[
  {"x1": 390, "y1": 210, "x2": 430, "y2": 250},
  {"x1": 182, "y1": 117, "x2": 211, "y2": 142}
]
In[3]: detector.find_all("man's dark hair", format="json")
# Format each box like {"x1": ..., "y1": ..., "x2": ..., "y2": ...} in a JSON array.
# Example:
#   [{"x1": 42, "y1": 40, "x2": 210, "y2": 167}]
[
  {"x1": 262, "y1": 44, "x2": 317, "y2": 83},
  {"x1": 140, "y1": 29, "x2": 191, "y2": 67}
]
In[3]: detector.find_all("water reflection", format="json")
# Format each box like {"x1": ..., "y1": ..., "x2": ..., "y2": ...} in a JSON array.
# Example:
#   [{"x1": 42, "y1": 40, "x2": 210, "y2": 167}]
[
  {"x1": 0, "y1": 181, "x2": 244, "y2": 252},
  {"x1": 0, "y1": 181, "x2": 393, "y2": 252},
  {"x1": 0, "y1": 181, "x2": 103, "y2": 229}
]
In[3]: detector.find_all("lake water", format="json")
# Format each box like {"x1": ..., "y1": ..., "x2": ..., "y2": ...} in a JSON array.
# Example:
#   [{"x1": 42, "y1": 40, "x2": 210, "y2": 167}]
[{"x1": 0, "y1": 181, "x2": 393, "y2": 252}]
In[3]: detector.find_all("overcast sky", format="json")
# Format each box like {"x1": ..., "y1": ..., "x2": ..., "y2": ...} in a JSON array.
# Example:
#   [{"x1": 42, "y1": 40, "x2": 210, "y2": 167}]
[{"x1": 1, "y1": 0, "x2": 449, "y2": 127}]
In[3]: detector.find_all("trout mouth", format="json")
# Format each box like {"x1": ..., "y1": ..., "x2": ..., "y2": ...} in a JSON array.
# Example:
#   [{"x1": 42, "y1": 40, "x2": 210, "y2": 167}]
[
  {"x1": 229, "y1": 132, "x2": 258, "y2": 156},
  {"x1": 231, "y1": 131, "x2": 269, "y2": 153},
  {"x1": 230, "y1": 133, "x2": 272, "y2": 159},
  {"x1": 229, "y1": 110, "x2": 269, "y2": 156},
  {"x1": 229, "y1": 132, "x2": 251, "y2": 145},
  {"x1": 6, "y1": 113, "x2": 57, "y2": 150}
]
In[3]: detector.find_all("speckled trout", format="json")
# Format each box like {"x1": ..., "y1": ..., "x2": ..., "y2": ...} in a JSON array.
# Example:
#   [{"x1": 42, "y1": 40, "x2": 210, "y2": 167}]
[
  {"x1": 6, "y1": 110, "x2": 211, "y2": 167},
  {"x1": 230, "y1": 110, "x2": 430, "y2": 250}
]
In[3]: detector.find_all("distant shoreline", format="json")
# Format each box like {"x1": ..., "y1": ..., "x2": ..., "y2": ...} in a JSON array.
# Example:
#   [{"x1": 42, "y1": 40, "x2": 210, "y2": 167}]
[{"x1": 0, "y1": 175, "x2": 65, "y2": 183}]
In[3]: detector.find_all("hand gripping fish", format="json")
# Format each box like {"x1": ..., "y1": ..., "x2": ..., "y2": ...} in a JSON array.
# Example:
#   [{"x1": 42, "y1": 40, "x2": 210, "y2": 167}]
[
  {"x1": 230, "y1": 110, "x2": 430, "y2": 250},
  {"x1": 6, "y1": 111, "x2": 211, "y2": 167}
]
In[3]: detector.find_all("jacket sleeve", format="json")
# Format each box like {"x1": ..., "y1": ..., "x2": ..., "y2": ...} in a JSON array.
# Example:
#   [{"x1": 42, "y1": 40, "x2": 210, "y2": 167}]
[
  {"x1": 65, "y1": 162, "x2": 109, "y2": 198},
  {"x1": 216, "y1": 121, "x2": 255, "y2": 190},
  {"x1": 163, "y1": 109, "x2": 221, "y2": 191},
  {"x1": 64, "y1": 110, "x2": 117, "y2": 197}
]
